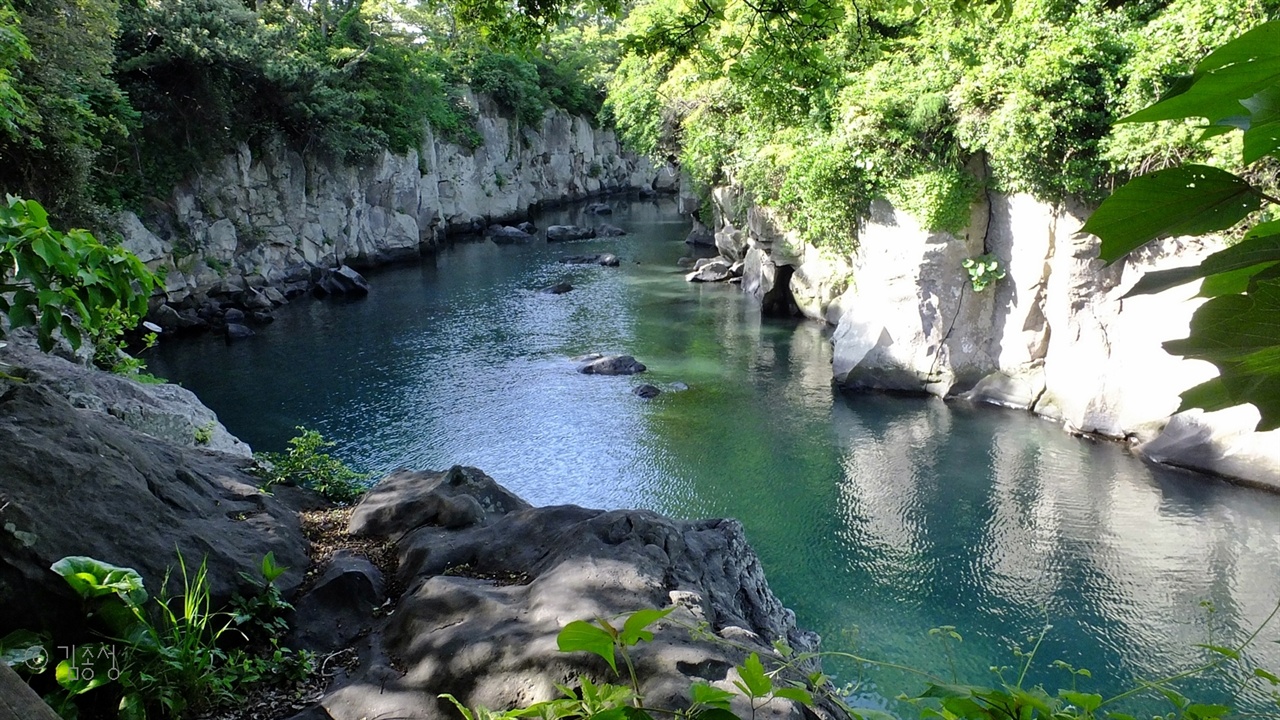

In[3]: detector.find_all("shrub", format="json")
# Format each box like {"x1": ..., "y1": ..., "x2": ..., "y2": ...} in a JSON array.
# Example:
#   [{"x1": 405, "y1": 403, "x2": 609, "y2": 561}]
[{"x1": 254, "y1": 427, "x2": 369, "y2": 504}]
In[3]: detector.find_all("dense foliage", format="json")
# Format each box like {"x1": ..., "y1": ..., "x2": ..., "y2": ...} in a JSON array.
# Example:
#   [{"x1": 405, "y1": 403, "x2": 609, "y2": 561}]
[
  {"x1": 254, "y1": 426, "x2": 370, "y2": 504},
  {"x1": 1085, "y1": 20, "x2": 1280, "y2": 431},
  {"x1": 0, "y1": 195, "x2": 155, "y2": 353},
  {"x1": 0, "y1": 0, "x2": 611, "y2": 229},
  {"x1": 604, "y1": 0, "x2": 1280, "y2": 250}
]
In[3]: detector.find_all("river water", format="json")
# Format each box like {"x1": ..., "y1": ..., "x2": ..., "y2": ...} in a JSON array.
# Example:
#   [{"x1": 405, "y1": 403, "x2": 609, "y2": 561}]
[{"x1": 152, "y1": 196, "x2": 1280, "y2": 716}]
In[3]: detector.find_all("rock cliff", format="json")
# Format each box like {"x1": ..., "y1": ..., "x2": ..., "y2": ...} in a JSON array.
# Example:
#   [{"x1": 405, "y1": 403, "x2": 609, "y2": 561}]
[
  {"x1": 119, "y1": 94, "x2": 667, "y2": 306},
  {"x1": 701, "y1": 170, "x2": 1280, "y2": 490}
]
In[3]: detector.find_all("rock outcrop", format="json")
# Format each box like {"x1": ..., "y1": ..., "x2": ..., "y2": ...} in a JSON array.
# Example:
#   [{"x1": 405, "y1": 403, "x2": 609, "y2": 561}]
[
  {"x1": 119, "y1": 94, "x2": 659, "y2": 308},
  {"x1": 295, "y1": 467, "x2": 835, "y2": 720},
  {"x1": 0, "y1": 340, "x2": 308, "y2": 635},
  {"x1": 697, "y1": 163, "x2": 1280, "y2": 489}
]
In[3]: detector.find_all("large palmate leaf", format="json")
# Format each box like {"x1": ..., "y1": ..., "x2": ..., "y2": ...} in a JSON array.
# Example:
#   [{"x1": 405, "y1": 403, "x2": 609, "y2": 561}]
[
  {"x1": 1164, "y1": 278, "x2": 1280, "y2": 430},
  {"x1": 1124, "y1": 228, "x2": 1280, "y2": 297},
  {"x1": 1123, "y1": 22, "x2": 1280, "y2": 127},
  {"x1": 1085, "y1": 165, "x2": 1260, "y2": 263}
]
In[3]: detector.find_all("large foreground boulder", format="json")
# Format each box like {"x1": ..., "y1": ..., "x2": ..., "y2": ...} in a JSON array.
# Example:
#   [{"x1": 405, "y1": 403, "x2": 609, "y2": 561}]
[
  {"x1": 290, "y1": 467, "x2": 839, "y2": 720},
  {"x1": 0, "y1": 342, "x2": 308, "y2": 636}
]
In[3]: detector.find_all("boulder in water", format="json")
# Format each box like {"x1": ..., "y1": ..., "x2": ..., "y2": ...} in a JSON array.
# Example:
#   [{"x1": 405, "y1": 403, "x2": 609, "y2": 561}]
[
  {"x1": 560, "y1": 253, "x2": 620, "y2": 267},
  {"x1": 488, "y1": 225, "x2": 534, "y2": 244},
  {"x1": 540, "y1": 282, "x2": 574, "y2": 295},
  {"x1": 579, "y1": 354, "x2": 646, "y2": 375},
  {"x1": 586, "y1": 202, "x2": 613, "y2": 215},
  {"x1": 634, "y1": 384, "x2": 661, "y2": 399},
  {"x1": 547, "y1": 225, "x2": 597, "y2": 242},
  {"x1": 597, "y1": 223, "x2": 627, "y2": 237}
]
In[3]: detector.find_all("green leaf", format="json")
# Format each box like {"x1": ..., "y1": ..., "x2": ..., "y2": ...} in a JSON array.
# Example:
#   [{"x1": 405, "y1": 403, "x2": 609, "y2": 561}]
[
  {"x1": 1241, "y1": 87, "x2": 1280, "y2": 163},
  {"x1": 1122, "y1": 22, "x2": 1280, "y2": 126},
  {"x1": 1085, "y1": 165, "x2": 1261, "y2": 264},
  {"x1": 0, "y1": 630, "x2": 48, "y2": 671},
  {"x1": 918, "y1": 683, "x2": 977, "y2": 699},
  {"x1": 556, "y1": 620, "x2": 618, "y2": 673},
  {"x1": 691, "y1": 710, "x2": 741, "y2": 720},
  {"x1": 439, "y1": 693, "x2": 476, "y2": 720},
  {"x1": 734, "y1": 653, "x2": 772, "y2": 698},
  {"x1": 588, "y1": 708, "x2": 655, "y2": 720},
  {"x1": 690, "y1": 682, "x2": 736, "y2": 710},
  {"x1": 1059, "y1": 690, "x2": 1103, "y2": 713},
  {"x1": 7, "y1": 297, "x2": 35, "y2": 329},
  {"x1": 261, "y1": 551, "x2": 287, "y2": 583},
  {"x1": 772, "y1": 687, "x2": 813, "y2": 706},
  {"x1": 1255, "y1": 667, "x2": 1280, "y2": 684},
  {"x1": 1185, "y1": 703, "x2": 1231, "y2": 719},
  {"x1": 619, "y1": 606, "x2": 674, "y2": 646},
  {"x1": 1125, "y1": 232, "x2": 1280, "y2": 298},
  {"x1": 49, "y1": 556, "x2": 147, "y2": 606},
  {"x1": 1195, "y1": 644, "x2": 1241, "y2": 659}
]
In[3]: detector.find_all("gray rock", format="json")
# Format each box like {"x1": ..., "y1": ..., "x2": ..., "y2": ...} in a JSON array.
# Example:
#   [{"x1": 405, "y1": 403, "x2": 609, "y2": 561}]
[
  {"x1": 147, "y1": 304, "x2": 184, "y2": 333},
  {"x1": 677, "y1": 257, "x2": 696, "y2": 268},
  {"x1": 559, "y1": 253, "x2": 620, "y2": 267},
  {"x1": 634, "y1": 384, "x2": 661, "y2": 399},
  {"x1": 243, "y1": 287, "x2": 274, "y2": 311},
  {"x1": 516, "y1": 221, "x2": 537, "y2": 234},
  {"x1": 289, "y1": 550, "x2": 385, "y2": 653},
  {"x1": 597, "y1": 223, "x2": 626, "y2": 237},
  {"x1": 333, "y1": 266, "x2": 371, "y2": 297},
  {"x1": 685, "y1": 219, "x2": 714, "y2": 247},
  {"x1": 488, "y1": 225, "x2": 534, "y2": 244},
  {"x1": 586, "y1": 202, "x2": 612, "y2": 215},
  {"x1": 0, "y1": 342, "x2": 305, "y2": 637},
  {"x1": 248, "y1": 310, "x2": 274, "y2": 325},
  {"x1": 579, "y1": 355, "x2": 647, "y2": 375},
  {"x1": 547, "y1": 225, "x2": 597, "y2": 242},
  {"x1": 349, "y1": 466, "x2": 531, "y2": 538},
  {"x1": 540, "y1": 282, "x2": 574, "y2": 295},
  {"x1": 671, "y1": 382, "x2": 690, "y2": 392},
  {"x1": 223, "y1": 307, "x2": 246, "y2": 324},
  {"x1": 686, "y1": 259, "x2": 733, "y2": 283},
  {"x1": 317, "y1": 476, "x2": 837, "y2": 720},
  {"x1": 263, "y1": 286, "x2": 288, "y2": 306},
  {"x1": 225, "y1": 323, "x2": 255, "y2": 341}
]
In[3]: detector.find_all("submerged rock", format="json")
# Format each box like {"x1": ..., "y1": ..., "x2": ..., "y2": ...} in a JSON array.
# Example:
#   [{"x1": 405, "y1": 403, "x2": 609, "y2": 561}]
[
  {"x1": 540, "y1": 282, "x2": 574, "y2": 295},
  {"x1": 579, "y1": 354, "x2": 647, "y2": 375},
  {"x1": 634, "y1": 383, "x2": 661, "y2": 399},
  {"x1": 597, "y1": 223, "x2": 627, "y2": 237},
  {"x1": 586, "y1": 202, "x2": 613, "y2": 215},
  {"x1": 225, "y1": 323, "x2": 255, "y2": 341},
  {"x1": 547, "y1": 225, "x2": 597, "y2": 242},
  {"x1": 559, "y1": 253, "x2": 620, "y2": 267},
  {"x1": 488, "y1": 225, "x2": 534, "y2": 244}
]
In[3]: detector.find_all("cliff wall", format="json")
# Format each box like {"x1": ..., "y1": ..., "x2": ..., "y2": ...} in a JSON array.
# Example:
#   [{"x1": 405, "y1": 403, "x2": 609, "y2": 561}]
[
  {"x1": 119, "y1": 94, "x2": 667, "y2": 306},
  {"x1": 704, "y1": 171, "x2": 1280, "y2": 489}
]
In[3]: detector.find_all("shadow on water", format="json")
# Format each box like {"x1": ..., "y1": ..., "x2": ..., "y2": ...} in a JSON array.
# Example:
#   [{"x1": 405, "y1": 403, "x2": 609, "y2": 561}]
[{"x1": 151, "y1": 195, "x2": 1280, "y2": 716}]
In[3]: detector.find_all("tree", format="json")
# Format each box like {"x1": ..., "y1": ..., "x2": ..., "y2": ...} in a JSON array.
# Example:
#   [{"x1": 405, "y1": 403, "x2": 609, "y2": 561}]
[{"x1": 1082, "y1": 20, "x2": 1280, "y2": 430}]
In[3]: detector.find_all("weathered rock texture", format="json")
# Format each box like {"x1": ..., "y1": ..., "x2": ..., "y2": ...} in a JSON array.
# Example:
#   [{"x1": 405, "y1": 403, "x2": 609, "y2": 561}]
[
  {"x1": 702, "y1": 166, "x2": 1280, "y2": 489},
  {"x1": 120, "y1": 94, "x2": 659, "y2": 306},
  {"x1": 292, "y1": 466, "x2": 836, "y2": 720},
  {"x1": 0, "y1": 340, "x2": 308, "y2": 635}
]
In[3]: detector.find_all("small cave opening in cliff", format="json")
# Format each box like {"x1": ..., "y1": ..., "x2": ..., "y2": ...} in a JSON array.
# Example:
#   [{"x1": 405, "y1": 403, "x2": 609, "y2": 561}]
[{"x1": 761, "y1": 264, "x2": 801, "y2": 317}]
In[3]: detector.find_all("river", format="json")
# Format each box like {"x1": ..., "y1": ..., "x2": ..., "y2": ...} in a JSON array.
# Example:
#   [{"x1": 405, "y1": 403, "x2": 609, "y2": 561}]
[{"x1": 151, "y1": 196, "x2": 1280, "y2": 716}]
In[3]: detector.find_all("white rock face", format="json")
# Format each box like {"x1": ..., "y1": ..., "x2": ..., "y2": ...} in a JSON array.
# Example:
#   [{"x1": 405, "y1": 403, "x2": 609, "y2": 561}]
[
  {"x1": 119, "y1": 95, "x2": 657, "y2": 303},
  {"x1": 701, "y1": 174, "x2": 1280, "y2": 489}
]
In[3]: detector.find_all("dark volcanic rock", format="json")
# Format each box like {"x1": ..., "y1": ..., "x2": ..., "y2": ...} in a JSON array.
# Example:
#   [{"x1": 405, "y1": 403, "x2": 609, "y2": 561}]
[
  {"x1": 597, "y1": 223, "x2": 627, "y2": 237},
  {"x1": 516, "y1": 221, "x2": 537, "y2": 234},
  {"x1": 540, "y1": 282, "x2": 574, "y2": 295},
  {"x1": 289, "y1": 550, "x2": 385, "y2": 653},
  {"x1": 585, "y1": 202, "x2": 612, "y2": 215},
  {"x1": 488, "y1": 225, "x2": 534, "y2": 244},
  {"x1": 579, "y1": 354, "x2": 647, "y2": 375},
  {"x1": 225, "y1": 322, "x2": 255, "y2": 341},
  {"x1": 223, "y1": 307, "x2": 246, "y2": 324},
  {"x1": 0, "y1": 342, "x2": 306, "y2": 637},
  {"x1": 559, "y1": 254, "x2": 620, "y2": 267},
  {"x1": 546, "y1": 225, "x2": 597, "y2": 242},
  {"x1": 303, "y1": 466, "x2": 837, "y2": 720},
  {"x1": 634, "y1": 383, "x2": 661, "y2": 399}
]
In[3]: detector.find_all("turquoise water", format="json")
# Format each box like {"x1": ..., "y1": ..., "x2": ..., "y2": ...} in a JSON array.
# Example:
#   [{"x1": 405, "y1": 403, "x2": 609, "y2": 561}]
[{"x1": 152, "y1": 197, "x2": 1280, "y2": 716}]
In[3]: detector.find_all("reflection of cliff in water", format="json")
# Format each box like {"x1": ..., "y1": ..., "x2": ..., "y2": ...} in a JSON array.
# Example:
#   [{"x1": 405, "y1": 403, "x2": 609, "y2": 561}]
[{"x1": 831, "y1": 395, "x2": 1280, "y2": 706}]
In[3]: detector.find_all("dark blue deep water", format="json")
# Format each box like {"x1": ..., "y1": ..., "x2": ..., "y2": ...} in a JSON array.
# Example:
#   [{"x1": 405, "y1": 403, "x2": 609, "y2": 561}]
[{"x1": 152, "y1": 197, "x2": 1280, "y2": 716}]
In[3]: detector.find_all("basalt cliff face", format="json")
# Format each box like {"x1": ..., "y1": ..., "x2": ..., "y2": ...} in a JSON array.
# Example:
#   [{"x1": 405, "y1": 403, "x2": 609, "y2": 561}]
[
  {"x1": 118, "y1": 94, "x2": 670, "y2": 307},
  {"x1": 699, "y1": 170, "x2": 1280, "y2": 490}
]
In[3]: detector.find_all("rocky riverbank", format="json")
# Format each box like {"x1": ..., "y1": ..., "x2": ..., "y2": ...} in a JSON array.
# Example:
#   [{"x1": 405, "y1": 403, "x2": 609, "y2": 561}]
[
  {"x1": 0, "y1": 340, "x2": 841, "y2": 720},
  {"x1": 687, "y1": 165, "x2": 1280, "y2": 490},
  {"x1": 117, "y1": 94, "x2": 669, "y2": 327}
]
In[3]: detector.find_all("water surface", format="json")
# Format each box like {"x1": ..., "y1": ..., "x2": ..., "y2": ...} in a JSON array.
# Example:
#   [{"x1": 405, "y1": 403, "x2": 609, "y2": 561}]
[{"x1": 152, "y1": 197, "x2": 1280, "y2": 715}]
